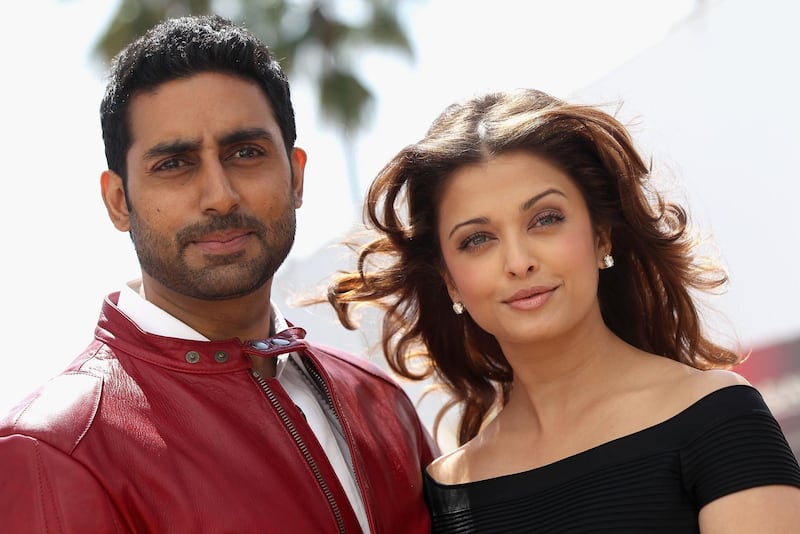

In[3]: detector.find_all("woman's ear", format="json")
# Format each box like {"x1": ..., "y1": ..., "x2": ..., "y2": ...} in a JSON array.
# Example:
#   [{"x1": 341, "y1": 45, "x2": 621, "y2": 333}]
[
  {"x1": 440, "y1": 268, "x2": 461, "y2": 303},
  {"x1": 596, "y1": 226, "x2": 613, "y2": 264}
]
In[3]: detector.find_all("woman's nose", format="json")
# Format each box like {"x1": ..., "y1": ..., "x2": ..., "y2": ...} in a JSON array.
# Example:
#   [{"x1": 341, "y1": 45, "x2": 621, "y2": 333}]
[{"x1": 504, "y1": 239, "x2": 536, "y2": 277}]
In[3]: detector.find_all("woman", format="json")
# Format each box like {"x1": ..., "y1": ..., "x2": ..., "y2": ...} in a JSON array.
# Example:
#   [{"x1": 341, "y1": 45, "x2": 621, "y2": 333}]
[{"x1": 327, "y1": 89, "x2": 800, "y2": 532}]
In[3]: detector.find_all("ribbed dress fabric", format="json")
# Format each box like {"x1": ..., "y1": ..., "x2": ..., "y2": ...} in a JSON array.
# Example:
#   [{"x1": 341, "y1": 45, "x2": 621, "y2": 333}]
[{"x1": 423, "y1": 385, "x2": 800, "y2": 533}]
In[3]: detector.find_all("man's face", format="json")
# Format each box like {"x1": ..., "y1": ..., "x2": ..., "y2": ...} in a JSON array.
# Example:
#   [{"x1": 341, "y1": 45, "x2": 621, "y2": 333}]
[{"x1": 104, "y1": 71, "x2": 305, "y2": 301}]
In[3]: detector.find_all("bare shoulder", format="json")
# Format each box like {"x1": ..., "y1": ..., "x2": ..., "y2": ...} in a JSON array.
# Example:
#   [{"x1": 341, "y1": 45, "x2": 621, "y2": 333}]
[
  {"x1": 426, "y1": 444, "x2": 470, "y2": 485},
  {"x1": 681, "y1": 367, "x2": 752, "y2": 397},
  {"x1": 653, "y1": 366, "x2": 752, "y2": 417},
  {"x1": 627, "y1": 355, "x2": 753, "y2": 425},
  {"x1": 426, "y1": 432, "x2": 498, "y2": 485}
]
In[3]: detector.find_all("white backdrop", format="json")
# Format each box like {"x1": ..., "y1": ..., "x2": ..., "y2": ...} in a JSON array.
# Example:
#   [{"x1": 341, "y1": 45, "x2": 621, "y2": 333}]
[{"x1": 2, "y1": 1, "x2": 796, "y2": 443}]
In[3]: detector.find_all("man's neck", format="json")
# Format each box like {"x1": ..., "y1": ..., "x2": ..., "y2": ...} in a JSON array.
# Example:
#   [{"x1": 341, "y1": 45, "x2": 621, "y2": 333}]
[{"x1": 139, "y1": 276, "x2": 275, "y2": 342}]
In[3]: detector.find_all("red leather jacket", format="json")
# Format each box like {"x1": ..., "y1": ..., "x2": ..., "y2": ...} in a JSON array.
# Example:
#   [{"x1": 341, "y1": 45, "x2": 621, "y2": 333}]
[{"x1": 0, "y1": 293, "x2": 437, "y2": 533}]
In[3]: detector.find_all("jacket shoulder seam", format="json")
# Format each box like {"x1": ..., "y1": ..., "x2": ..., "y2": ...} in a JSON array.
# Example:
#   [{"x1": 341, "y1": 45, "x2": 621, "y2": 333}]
[{"x1": 10, "y1": 371, "x2": 104, "y2": 455}]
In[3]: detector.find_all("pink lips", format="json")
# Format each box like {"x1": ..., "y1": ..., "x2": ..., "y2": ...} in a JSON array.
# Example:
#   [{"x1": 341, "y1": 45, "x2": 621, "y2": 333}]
[
  {"x1": 192, "y1": 231, "x2": 253, "y2": 254},
  {"x1": 503, "y1": 286, "x2": 556, "y2": 311}
]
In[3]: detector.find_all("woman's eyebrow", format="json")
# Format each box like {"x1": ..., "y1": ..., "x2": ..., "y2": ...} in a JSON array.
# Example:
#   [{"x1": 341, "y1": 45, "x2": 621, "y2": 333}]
[{"x1": 520, "y1": 188, "x2": 565, "y2": 212}]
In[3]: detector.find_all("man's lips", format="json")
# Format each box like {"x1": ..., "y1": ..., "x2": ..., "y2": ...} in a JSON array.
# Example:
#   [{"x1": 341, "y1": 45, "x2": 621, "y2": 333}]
[{"x1": 190, "y1": 230, "x2": 254, "y2": 254}]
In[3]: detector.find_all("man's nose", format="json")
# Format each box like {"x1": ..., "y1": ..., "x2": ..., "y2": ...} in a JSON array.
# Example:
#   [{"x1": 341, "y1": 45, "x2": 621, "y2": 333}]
[{"x1": 200, "y1": 159, "x2": 240, "y2": 216}]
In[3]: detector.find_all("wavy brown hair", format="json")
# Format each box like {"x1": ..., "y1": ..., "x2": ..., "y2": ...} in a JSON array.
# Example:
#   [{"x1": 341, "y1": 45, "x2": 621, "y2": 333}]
[{"x1": 327, "y1": 89, "x2": 741, "y2": 446}]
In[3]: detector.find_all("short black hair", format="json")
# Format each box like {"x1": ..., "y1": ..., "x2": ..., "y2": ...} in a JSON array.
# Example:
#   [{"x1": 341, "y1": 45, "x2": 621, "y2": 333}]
[{"x1": 100, "y1": 14, "x2": 296, "y2": 182}]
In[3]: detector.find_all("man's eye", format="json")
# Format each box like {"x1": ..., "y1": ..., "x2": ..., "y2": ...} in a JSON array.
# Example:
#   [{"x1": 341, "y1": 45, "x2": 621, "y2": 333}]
[
  {"x1": 231, "y1": 146, "x2": 264, "y2": 159},
  {"x1": 154, "y1": 158, "x2": 185, "y2": 171}
]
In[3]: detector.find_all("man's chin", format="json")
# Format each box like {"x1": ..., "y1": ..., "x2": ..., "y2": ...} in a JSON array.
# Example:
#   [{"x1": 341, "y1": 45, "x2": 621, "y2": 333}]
[{"x1": 159, "y1": 267, "x2": 272, "y2": 301}]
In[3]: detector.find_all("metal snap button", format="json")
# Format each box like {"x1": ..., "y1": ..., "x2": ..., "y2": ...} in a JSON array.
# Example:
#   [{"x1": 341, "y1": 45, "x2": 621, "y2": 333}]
[
  {"x1": 185, "y1": 350, "x2": 201, "y2": 364},
  {"x1": 214, "y1": 351, "x2": 229, "y2": 363}
]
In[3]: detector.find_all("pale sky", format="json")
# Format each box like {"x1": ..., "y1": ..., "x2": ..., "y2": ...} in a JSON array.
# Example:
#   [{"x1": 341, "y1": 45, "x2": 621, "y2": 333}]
[{"x1": 1, "y1": 0, "x2": 711, "y2": 413}]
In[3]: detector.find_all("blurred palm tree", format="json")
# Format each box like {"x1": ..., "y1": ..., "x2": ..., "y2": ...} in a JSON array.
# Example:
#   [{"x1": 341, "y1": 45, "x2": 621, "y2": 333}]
[{"x1": 91, "y1": 0, "x2": 415, "y2": 211}]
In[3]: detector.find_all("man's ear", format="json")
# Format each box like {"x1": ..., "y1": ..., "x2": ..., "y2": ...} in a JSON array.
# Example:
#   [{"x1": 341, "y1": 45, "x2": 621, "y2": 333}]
[
  {"x1": 290, "y1": 147, "x2": 307, "y2": 209},
  {"x1": 101, "y1": 170, "x2": 131, "y2": 232}
]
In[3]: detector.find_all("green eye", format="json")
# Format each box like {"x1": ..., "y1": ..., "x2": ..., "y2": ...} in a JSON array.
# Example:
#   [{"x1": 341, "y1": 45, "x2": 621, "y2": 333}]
[
  {"x1": 459, "y1": 232, "x2": 491, "y2": 250},
  {"x1": 532, "y1": 211, "x2": 565, "y2": 228}
]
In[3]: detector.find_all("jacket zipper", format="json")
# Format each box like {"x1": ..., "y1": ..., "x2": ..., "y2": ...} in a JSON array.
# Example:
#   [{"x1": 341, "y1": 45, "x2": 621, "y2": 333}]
[
  {"x1": 251, "y1": 369, "x2": 347, "y2": 534},
  {"x1": 300, "y1": 359, "x2": 372, "y2": 531},
  {"x1": 302, "y1": 360, "x2": 336, "y2": 414},
  {"x1": 301, "y1": 360, "x2": 357, "y2": 483}
]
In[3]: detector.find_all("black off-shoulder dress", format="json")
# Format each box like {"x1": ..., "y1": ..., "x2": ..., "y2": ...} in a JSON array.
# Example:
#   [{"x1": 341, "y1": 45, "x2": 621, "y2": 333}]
[{"x1": 423, "y1": 385, "x2": 800, "y2": 533}]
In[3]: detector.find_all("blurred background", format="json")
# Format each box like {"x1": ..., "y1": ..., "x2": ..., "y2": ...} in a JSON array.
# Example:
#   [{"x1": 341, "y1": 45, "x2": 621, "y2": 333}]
[{"x1": 1, "y1": 0, "x2": 798, "y2": 455}]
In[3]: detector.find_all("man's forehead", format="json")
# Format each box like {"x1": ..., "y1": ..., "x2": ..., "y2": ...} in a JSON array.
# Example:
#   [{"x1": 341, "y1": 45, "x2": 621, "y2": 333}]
[{"x1": 126, "y1": 73, "x2": 282, "y2": 150}]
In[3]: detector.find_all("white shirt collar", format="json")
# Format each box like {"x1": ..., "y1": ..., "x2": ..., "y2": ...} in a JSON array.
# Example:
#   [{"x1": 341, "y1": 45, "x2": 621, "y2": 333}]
[{"x1": 117, "y1": 279, "x2": 291, "y2": 373}]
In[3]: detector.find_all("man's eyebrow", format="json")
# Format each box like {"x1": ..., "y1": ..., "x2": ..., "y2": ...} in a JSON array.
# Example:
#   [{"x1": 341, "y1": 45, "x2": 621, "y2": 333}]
[
  {"x1": 141, "y1": 128, "x2": 278, "y2": 161},
  {"x1": 143, "y1": 138, "x2": 200, "y2": 161},
  {"x1": 218, "y1": 127, "x2": 277, "y2": 147}
]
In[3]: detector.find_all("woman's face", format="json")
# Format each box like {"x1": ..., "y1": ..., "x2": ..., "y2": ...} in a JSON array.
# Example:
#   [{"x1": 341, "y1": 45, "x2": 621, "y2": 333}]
[{"x1": 437, "y1": 151, "x2": 609, "y2": 349}]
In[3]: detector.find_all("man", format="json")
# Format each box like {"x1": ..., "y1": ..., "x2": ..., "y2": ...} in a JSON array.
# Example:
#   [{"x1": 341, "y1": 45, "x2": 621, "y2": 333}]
[{"x1": 0, "y1": 15, "x2": 436, "y2": 533}]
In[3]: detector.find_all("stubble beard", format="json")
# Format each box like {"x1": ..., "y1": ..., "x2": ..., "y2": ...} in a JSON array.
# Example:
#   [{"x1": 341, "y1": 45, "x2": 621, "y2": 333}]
[{"x1": 129, "y1": 205, "x2": 296, "y2": 301}]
